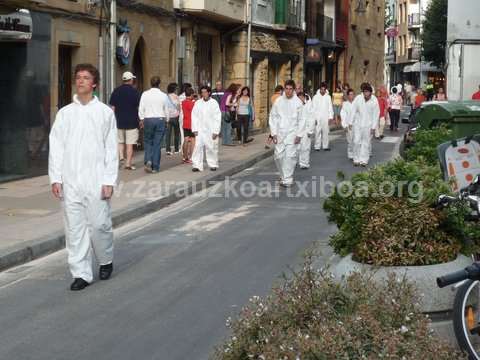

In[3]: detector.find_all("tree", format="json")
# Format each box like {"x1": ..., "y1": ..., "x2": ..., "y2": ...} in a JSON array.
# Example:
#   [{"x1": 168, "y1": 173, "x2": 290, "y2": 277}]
[{"x1": 421, "y1": 0, "x2": 448, "y2": 69}]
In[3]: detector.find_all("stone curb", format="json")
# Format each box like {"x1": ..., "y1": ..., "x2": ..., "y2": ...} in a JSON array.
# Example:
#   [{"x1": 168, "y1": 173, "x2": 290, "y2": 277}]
[{"x1": 0, "y1": 148, "x2": 274, "y2": 273}]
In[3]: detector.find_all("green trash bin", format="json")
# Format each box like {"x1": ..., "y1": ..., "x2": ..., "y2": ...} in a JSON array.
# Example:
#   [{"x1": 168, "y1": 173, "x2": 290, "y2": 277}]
[{"x1": 415, "y1": 101, "x2": 480, "y2": 138}]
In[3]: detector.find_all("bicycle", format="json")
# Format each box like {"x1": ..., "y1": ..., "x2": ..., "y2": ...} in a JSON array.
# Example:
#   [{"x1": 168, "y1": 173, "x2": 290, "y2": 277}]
[{"x1": 437, "y1": 175, "x2": 480, "y2": 359}]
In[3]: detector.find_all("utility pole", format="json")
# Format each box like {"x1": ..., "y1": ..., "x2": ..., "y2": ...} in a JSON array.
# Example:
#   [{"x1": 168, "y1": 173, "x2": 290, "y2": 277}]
[
  {"x1": 109, "y1": 0, "x2": 117, "y2": 97},
  {"x1": 245, "y1": 0, "x2": 252, "y2": 87}
]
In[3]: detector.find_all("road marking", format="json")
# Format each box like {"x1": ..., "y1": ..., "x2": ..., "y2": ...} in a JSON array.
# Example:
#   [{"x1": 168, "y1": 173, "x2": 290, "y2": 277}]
[{"x1": 381, "y1": 136, "x2": 402, "y2": 144}]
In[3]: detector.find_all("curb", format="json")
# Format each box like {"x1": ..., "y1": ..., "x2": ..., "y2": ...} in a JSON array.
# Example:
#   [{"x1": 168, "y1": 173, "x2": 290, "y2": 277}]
[{"x1": 0, "y1": 148, "x2": 274, "y2": 273}]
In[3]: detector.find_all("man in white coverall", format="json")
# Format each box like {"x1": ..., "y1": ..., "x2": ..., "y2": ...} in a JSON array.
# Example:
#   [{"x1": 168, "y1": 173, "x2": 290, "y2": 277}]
[
  {"x1": 269, "y1": 80, "x2": 306, "y2": 187},
  {"x1": 352, "y1": 83, "x2": 380, "y2": 167},
  {"x1": 297, "y1": 92, "x2": 315, "y2": 169},
  {"x1": 191, "y1": 85, "x2": 222, "y2": 172},
  {"x1": 49, "y1": 64, "x2": 118, "y2": 291},
  {"x1": 340, "y1": 88, "x2": 355, "y2": 160},
  {"x1": 311, "y1": 82, "x2": 334, "y2": 151}
]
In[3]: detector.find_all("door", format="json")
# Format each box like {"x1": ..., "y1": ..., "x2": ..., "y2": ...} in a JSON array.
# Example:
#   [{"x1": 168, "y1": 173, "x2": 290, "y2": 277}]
[
  {"x1": 58, "y1": 45, "x2": 72, "y2": 109},
  {"x1": 195, "y1": 33, "x2": 212, "y2": 88}
]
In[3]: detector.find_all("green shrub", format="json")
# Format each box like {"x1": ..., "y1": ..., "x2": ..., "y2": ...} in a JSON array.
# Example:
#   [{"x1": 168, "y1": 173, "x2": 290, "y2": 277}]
[
  {"x1": 214, "y1": 261, "x2": 463, "y2": 359},
  {"x1": 405, "y1": 125, "x2": 454, "y2": 165}
]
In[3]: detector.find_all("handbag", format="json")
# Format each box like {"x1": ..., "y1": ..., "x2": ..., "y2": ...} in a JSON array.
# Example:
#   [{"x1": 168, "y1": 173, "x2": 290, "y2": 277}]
[{"x1": 230, "y1": 111, "x2": 239, "y2": 129}]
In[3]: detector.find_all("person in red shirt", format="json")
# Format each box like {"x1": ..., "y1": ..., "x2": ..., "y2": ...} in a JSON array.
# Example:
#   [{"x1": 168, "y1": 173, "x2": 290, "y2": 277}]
[
  {"x1": 414, "y1": 88, "x2": 426, "y2": 109},
  {"x1": 181, "y1": 87, "x2": 196, "y2": 163},
  {"x1": 472, "y1": 85, "x2": 480, "y2": 100},
  {"x1": 375, "y1": 88, "x2": 389, "y2": 139}
]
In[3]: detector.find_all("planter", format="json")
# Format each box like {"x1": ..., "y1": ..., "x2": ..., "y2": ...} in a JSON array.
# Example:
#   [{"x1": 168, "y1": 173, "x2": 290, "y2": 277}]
[{"x1": 331, "y1": 254, "x2": 472, "y2": 313}]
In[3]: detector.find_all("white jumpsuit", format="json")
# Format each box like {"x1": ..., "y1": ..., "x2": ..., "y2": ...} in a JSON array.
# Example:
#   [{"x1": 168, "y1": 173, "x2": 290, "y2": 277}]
[
  {"x1": 49, "y1": 95, "x2": 118, "y2": 283},
  {"x1": 311, "y1": 90, "x2": 334, "y2": 150},
  {"x1": 352, "y1": 94, "x2": 380, "y2": 165},
  {"x1": 340, "y1": 100, "x2": 355, "y2": 160},
  {"x1": 298, "y1": 98, "x2": 316, "y2": 168},
  {"x1": 269, "y1": 95, "x2": 306, "y2": 185},
  {"x1": 191, "y1": 98, "x2": 222, "y2": 171}
]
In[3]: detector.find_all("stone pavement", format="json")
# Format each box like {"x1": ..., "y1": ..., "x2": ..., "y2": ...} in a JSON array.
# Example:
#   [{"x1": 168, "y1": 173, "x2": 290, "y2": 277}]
[{"x1": 0, "y1": 133, "x2": 274, "y2": 272}]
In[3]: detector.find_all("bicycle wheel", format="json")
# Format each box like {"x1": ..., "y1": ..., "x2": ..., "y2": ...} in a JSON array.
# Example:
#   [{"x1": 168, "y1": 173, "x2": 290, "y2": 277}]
[{"x1": 453, "y1": 279, "x2": 480, "y2": 359}]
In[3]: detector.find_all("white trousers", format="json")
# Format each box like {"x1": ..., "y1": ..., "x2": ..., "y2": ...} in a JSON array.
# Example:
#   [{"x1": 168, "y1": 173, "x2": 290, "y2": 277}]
[
  {"x1": 192, "y1": 135, "x2": 219, "y2": 171},
  {"x1": 298, "y1": 134, "x2": 312, "y2": 168},
  {"x1": 353, "y1": 126, "x2": 373, "y2": 165},
  {"x1": 345, "y1": 128, "x2": 354, "y2": 159},
  {"x1": 375, "y1": 117, "x2": 386, "y2": 138},
  {"x1": 275, "y1": 142, "x2": 298, "y2": 185},
  {"x1": 314, "y1": 119, "x2": 329, "y2": 150},
  {"x1": 62, "y1": 185, "x2": 113, "y2": 283}
]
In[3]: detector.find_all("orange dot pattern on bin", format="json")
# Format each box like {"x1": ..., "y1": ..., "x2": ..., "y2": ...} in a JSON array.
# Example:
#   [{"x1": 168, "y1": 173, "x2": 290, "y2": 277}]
[{"x1": 463, "y1": 161, "x2": 470, "y2": 169}]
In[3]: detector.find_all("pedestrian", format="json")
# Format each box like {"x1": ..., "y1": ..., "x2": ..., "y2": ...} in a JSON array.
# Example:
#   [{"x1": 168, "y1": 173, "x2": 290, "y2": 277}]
[
  {"x1": 165, "y1": 83, "x2": 181, "y2": 155},
  {"x1": 266, "y1": 85, "x2": 284, "y2": 149},
  {"x1": 342, "y1": 83, "x2": 350, "y2": 101},
  {"x1": 179, "y1": 83, "x2": 192, "y2": 102},
  {"x1": 191, "y1": 86, "x2": 222, "y2": 172},
  {"x1": 109, "y1": 71, "x2": 141, "y2": 170},
  {"x1": 388, "y1": 86, "x2": 402, "y2": 132},
  {"x1": 433, "y1": 87, "x2": 447, "y2": 101},
  {"x1": 269, "y1": 79, "x2": 306, "y2": 187},
  {"x1": 426, "y1": 81, "x2": 435, "y2": 101},
  {"x1": 332, "y1": 86, "x2": 344, "y2": 126},
  {"x1": 472, "y1": 85, "x2": 480, "y2": 100},
  {"x1": 375, "y1": 88, "x2": 388, "y2": 139},
  {"x1": 405, "y1": 81, "x2": 412, "y2": 105},
  {"x1": 138, "y1": 76, "x2": 169, "y2": 173},
  {"x1": 311, "y1": 82, "x2": 334, "y2": 151},
  {"x1": 221, "y1": 83, "x2": 239, "y2": 146},
  {"x1": 409, "y1": 85, "x2": 417, "y2": 109},
  {"x1": 236, "y1": 86, "x2": 254, "y2": 146},
  {"x1": 211, "y1": 81, "x2": 224, "y2": 105},
  {"x1": 341, "y1": 88, "x2": 355, "y2": 160},
  {"x1": 181, "y1": 87, "x2": 196, "y2": 164},
  {"x1": 352, "y1": 83, "x2": 380, "y2": 167},
  {"x1": 49, "y1": 63, "x2": 118, "y2": 291},
  {"x1": 297, "y1": 92, "x2": 315, "y2": 169},
  {"x1": 414, "y1": 88, "x2": 426, "y2": 109}
]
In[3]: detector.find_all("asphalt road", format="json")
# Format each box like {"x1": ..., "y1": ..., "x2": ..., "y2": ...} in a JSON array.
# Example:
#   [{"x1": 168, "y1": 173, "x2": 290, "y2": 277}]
[{"x1": 0, "y1": 131, "x2": 401, "y2": 360}]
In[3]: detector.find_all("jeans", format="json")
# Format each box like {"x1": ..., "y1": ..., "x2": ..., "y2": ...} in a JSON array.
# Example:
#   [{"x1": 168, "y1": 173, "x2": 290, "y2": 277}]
[
  {"x1": 166, "y1": 116, "x2": 180, "y2": 152},
  {"x1": 143, "y1": 118, "x2": 166, "y2": 171},
  {"x1": 237, "y1": 114, "x2": 250, "y2": 144},
  {"x1": 221, "y1": 112, "x2": 232, "y2": 145}
]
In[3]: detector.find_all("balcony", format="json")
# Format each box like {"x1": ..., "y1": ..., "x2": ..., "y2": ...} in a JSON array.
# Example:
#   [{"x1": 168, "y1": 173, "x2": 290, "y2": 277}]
[
  {"x1": 408, "y1": 13, "x2": 421, "y2": 28},
  {"x1": 174, "y1": 0, "x2": 245, "y2": 24},
  {"x1": 408, "y1": 45, "x2": 421, "y2": 61}
]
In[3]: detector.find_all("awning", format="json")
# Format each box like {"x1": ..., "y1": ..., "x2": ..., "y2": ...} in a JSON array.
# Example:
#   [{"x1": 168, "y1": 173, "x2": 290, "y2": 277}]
[{"x1": 403, "y1": 61, "x2": 442, "y2": 73}]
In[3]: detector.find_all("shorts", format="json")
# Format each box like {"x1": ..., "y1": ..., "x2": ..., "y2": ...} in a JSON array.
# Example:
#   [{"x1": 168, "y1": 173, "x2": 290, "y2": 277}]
[
  {"x1": 183, "y1": 128, "x2": 195, "y2": 137},
  {"x1": 117, "y1": 128, "x2": 139, "y2": 145},
  {"x1": 333, "y1": 104, "x2": 342, "y2": 116}
]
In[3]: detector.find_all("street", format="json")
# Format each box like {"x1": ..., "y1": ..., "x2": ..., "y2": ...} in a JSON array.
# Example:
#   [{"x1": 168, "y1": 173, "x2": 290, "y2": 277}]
[{"x1": 0, "y1": 133, "x2": 400, "y2": 360}]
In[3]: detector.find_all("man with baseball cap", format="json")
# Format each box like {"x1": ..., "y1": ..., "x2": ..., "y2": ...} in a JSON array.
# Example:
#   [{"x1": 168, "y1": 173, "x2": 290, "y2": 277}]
[{"x1": 109, "y1": 71, "x2": 141, "y2": 170}]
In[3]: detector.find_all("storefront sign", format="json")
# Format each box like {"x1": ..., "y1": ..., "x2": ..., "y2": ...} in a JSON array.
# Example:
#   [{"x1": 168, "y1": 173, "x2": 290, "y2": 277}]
[
  {"x1": 116, "y1": 19, "x2": 131, "y2": 65},
  {"x1": 0, "y1": 10, "x2": 32, "y2": 40}
]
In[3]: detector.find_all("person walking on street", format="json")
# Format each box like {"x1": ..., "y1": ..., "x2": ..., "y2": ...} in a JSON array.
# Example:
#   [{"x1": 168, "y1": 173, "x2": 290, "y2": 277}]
[
  {"x1": 49, "y1": 63, "x2": 118, "y2": 291},
  {"x1": 426, "y1": 81, "x2": 435, "y2": 101},
  {"x1": 312, "y1": 82, "x2": 334, "y2": 151},
  {"x1": 269, "y1": 79, "x2": 306, "y2": 187},
  {"x1": 211, "y1": 81, "x2": 224, "y2": 105},
  {"x1": 352, "y1": 83, "x2": 380, "y2": 167},
  {"x1": 388, "y1": 87, "x2": 402, "y2": 132},
  {"x1": 220, "y1": 83, "x2": 238, "y2": 146},
  {"x1": 181, "y1": 87, "x2": 196, "y2": 164},
  {"x1": 165, "y1": 83, "x2": 181, "y2": 156},
  {"x1": 265, "y1": 85, "x2": 284, "y2": 149},
  {"x1": 179, "y1": 83, "x2": 192, "y2": 102},
  {"x1": 236, "y1": 86, "x2": 254, "y2": 146},
  {"x1": 191, "y1": 86, "x2": 222, "y2": 172},
  {"x1": 139, "y1": 76, "x2": 169, "y2": 173},
  {"x1": 340, "y1": 88, "x2": 355, "y2": 160},
  {"x1": 332, "y1": 86, "x2": 344, "y2": 126},
  {"x1": 297, "y1": 92, "x2": 315, "y2": 169},
  {"x1": 109, "y1": 71, "x2": 140, "y2": 170},
  {"x1": 375, "y1": 88, "x2": 388, "y2": 139},
  {"x1": 433, "y1": 87, "x2": 447, "y2": 101}
]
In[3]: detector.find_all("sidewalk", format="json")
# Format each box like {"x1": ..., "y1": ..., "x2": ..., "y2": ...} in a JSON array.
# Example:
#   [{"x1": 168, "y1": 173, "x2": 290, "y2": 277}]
[{"x1": 0, "y1": 133, "x2": 273, "y2": 272}]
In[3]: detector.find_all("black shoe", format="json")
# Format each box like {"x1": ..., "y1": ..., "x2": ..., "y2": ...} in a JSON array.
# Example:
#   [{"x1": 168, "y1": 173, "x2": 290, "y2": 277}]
[
  {"x1": 315, "y1": 149, "x2": 321, "y2": 152},
  {"x1": 210, "y1": 167, "x2": 217, "y2": 171},
  {"x1": 70, "y1": 278, "x2": 89, "y2": 291},
  {"x1": 192, "y1": 168, "x2": 200, "y2": 172},
  {"x1": 300, "y1": 166, "x2": 309, "y2": 170},
  {"x1": 323, "y1": 148, "x2": 331, "y2": 151},
  {"x1": 99, "y1": 263, "x2": 113, "y2": 280}
]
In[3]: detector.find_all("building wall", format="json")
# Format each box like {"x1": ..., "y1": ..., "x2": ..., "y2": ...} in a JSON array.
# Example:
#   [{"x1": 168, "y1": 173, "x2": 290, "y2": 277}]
[{"x1": 347, "y1": 0, "x2": 385, "y2": 91}]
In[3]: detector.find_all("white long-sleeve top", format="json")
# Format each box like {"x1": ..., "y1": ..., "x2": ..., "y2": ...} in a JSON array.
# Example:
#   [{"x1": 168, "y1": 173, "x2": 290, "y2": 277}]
[
  {"x1": 302, "y1": 97, "x2": 316, "y2": 135},
  {"x1": 340, "y1": 100, "x2": 355, "y2": 128},
  {"x1": 311, "y1": 90, "x2": 334, "y2": 122},
  {"x1": 269, "y1": 94, "x2": 306, "y2": 144},
  {"x1": 352, "y1": 94, "x2": 380, "y2": 130},
  {"x1": 191, "y1": 97, "x2": 221, "y2": 141},
  {"x1": 138, "y1": 87, "x2": 170, "y2": 120},
  {"x1": 48, "y1": 95, "x2": 118, "y2": 189}
]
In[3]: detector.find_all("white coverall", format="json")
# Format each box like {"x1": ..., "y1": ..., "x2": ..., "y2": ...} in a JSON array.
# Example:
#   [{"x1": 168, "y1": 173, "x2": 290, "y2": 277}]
[
  {"x1": 311, "y1": 90, "x2": 334, "y2": 150},
  {"x1": 191, "y1": 98, "x2": 222, "y2": 171},
  {"x1": 351, "y1": 94, "x2": 380, "y2": 165},
  {"x1": 340, "y1": 100, "x2": 355, "y2": 160},
  {"x1": 49, "y1": 95, "x2": 118, "y2": 283},
  {"x1": 298, "y1": 97, "x2": 316, "y2": 168},
  {"x1": 269, "y1": 95, "x2": 306, "y2": 185}
]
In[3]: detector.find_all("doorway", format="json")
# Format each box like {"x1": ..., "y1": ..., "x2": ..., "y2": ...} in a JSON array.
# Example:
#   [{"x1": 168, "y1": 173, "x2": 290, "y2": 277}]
[
  {"x1": 58, "y1": 45, "x2": 73, "y2": 109},
  {"x1": 195, "y1": 33, "x2": 212, "y2": 88},
  {"x1": 132, "y1": 37, "x2": 145, "y2": 92}
]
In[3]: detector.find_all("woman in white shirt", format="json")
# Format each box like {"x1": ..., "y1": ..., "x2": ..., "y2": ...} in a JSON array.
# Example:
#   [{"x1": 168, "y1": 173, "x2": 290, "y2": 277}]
[{"x1": 166, "y1": 83, "x2": 181, "y2": 155}]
